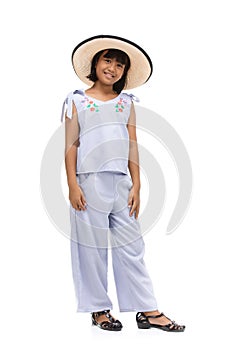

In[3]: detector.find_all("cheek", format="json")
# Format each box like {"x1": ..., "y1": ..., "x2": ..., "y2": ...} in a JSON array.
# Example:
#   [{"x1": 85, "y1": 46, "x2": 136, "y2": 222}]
[
  {"x1": 95, "y1": 64, "x2": 103, "y2": 78},
  {"x1": 95, "y1": 62, "x2": 107, "y2": 75},
  {"x1": 117, "y1": 70, "x2": 124, "y2": 79}
]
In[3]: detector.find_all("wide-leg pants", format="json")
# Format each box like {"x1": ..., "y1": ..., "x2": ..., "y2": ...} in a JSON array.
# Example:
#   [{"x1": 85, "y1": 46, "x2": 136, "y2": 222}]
[{"x1": 70, "y1": 171, "x2": 158, "y2": 312}]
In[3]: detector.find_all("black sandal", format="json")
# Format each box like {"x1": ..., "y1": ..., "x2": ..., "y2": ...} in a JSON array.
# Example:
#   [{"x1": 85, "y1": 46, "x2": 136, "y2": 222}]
[
  {"x1": 136, "y1": 312, "x2": 185, "y2": 332},
  {"x1": 91, "y1": 310, "x2": 123, "y2": 331}
]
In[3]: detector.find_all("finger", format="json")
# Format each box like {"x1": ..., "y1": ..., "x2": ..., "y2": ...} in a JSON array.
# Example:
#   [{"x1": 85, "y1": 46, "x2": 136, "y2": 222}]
[
  {"x1": 75, "y1": 190, "x2": 86, "y2": 210},
  {"x1": 128, "y1": 196, "x2": 133, "y2": 208},
  {"x1": 129, "y1": 202, "x2": 137, "y2": 216},
  {"x1": 72, "y1": 198, "x2": 85, "y2": 211},
  {"x1": 78, "y1": 201, "x2": 86, "y2": 211},
  {"x1": 73, "y1": 202, "x2": 81, "y2": 211},
  {"x1": 79, "y1": 189, "x2": 87, "y2": 206},
  {"x1": 135, "y1": 206, "x2": 140, "y2": 220},
  {"x1": 80, "y1": 195, "x2": 87, "y2": 208}
]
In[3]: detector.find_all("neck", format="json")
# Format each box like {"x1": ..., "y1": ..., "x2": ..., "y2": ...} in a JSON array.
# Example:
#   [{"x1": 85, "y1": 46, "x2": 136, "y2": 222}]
[{"x1": 91, "y1": 81, "x2": 117, "y2": 95}]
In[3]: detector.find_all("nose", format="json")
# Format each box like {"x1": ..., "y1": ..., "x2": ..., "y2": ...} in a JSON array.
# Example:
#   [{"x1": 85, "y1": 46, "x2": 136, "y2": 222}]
[{"x1": 107, "y1": 62, "x2": 117, "y2": 73}]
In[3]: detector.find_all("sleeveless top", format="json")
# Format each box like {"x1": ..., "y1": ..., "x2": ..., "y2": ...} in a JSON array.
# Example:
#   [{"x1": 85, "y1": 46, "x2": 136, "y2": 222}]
[{"x1": 61, "y1": 89, "x2": 139, "y2": 175}]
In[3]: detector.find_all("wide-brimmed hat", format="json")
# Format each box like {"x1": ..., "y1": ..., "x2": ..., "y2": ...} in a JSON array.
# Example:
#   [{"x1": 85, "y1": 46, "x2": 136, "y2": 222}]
[{"x1": 71, "y1": 34, "x2": 153, "y2": 90}]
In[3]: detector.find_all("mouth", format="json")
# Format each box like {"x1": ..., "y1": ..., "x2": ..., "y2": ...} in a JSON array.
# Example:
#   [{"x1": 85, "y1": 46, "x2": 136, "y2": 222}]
[{"x1": 104, "y1": 72, "x2": 115, "y2": 79}]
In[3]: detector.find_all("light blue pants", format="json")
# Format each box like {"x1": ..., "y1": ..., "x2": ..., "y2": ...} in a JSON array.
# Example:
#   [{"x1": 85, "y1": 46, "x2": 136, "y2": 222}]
[{"x1": 70, "y1": 171, "x2": 158, "y2": 312}]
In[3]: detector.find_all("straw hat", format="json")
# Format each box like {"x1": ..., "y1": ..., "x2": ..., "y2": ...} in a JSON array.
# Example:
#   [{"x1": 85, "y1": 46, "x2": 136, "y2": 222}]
[{"x1": 71, "y1": 34, "x2": 153, "y2": 90}]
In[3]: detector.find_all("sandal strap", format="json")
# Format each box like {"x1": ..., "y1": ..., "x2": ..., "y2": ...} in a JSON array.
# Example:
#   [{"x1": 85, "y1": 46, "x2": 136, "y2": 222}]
[
  {"x1": 136, "y1": 311, "x2": 185, "y2": 331},
  {"x1": 145, "y1": 312, "x2": 168, "y2": 321},
  {"x1": 167, "y1": 320, "x2": 185, "y2": 330},
  {"x1": 136, "y1": 312, "x2": 148, "y2": 322},
  {"x1": 100, "y1": 321, "x2": 120, "y2": 329},
  {"x1": 147, "y1": 313, "x2": 184, "y2": 328},
  {"x1": 92, "y1": 310, "x2": 121, "y2": 324},
  {"x1": 146, "y1": 312, "x2": 165, "y2": 319},
  {"x1": 93, "y1": 309, "x2": 110, "y2": 317},
  {"x1": 147, "y1": 315, "x2": 184, "y2": 330},
  {"x1": 92, "y1": 310, "x2": 122, "y2": 330},
  {"x1": 146, "y1": 312, "x2": 173, "y2": 324},
  {"x1": 137, "y1": 312, "x2": 166, "y2": 320}
]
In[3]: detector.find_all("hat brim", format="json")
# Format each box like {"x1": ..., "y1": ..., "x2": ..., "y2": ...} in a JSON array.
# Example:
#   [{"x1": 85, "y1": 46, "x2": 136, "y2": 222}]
[{"x1": 71, "y1": 35, "x2": 153, "y2": 90}]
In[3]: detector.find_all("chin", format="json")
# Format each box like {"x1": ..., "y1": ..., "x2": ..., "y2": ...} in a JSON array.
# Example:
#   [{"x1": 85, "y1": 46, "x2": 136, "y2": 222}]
[{"x1": 101, "y1": 79, "x2": 116, "y2": 86}]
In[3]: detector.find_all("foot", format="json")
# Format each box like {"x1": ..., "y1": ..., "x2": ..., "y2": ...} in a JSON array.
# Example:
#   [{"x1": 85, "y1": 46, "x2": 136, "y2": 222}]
[
  {"x1": 138, "y1": 310, "x2": 185, "y2": 331},
  {"x1": 144, "y1": 310, "x2": 172, "y2": 326},
  {"x1": 94, "y1": 313, "x2": 115, "y2": 325},
  {"x1": 91, "y1": 310, "x2": 123, "y2": 331}
]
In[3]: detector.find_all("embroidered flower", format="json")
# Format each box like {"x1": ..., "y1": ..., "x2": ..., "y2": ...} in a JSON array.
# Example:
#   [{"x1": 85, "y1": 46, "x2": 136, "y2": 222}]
[
  {"x1": 81, "y1": 98, "x2": 99, "y2": 112},
  {"x1": 115, "y1": 98, "x2": 127, "y2": 112}
]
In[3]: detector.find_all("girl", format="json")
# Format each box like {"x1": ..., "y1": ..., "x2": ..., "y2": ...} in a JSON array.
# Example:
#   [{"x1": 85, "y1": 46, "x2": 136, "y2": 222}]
[{"x1": 61, "y1": 35, "x2": 185, "y2": 332}]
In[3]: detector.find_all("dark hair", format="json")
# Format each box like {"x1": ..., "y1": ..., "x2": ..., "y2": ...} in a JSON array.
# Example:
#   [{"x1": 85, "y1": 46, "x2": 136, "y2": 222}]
[{"x1": 86, "y1": 49, "x2": 131, "y2": 93}]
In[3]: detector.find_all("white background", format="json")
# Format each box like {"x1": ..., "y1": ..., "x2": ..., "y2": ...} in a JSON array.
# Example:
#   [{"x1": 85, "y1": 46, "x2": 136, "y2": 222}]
[{"x1": 1, "y1": 0, "x2": 233, "y2": 349}]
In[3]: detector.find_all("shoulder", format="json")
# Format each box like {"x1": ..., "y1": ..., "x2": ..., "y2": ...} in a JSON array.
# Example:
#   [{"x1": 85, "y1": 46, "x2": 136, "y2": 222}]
[
  {"x1": 61, "y1": 89, "x2": 85, "y2": 122},
  {"x1": 63, "y1": 89, "x2": 85, "y2": 105},
  {"x1": 67, "y1": 89, "x2": 87, "y2": 109},
  {"x1": 69, "y1": 89, "x2": 85, "y2": 102},
  {"x1": 121, "y1": 92, "x2": 140, "y2": 103},
  {"x1": 73, "y1": 89, "x2": 85, "y2": 97}
]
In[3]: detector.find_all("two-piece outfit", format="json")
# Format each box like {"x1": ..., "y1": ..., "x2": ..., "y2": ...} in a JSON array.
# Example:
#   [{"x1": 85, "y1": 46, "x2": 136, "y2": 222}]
[
  {"x1": 61, "y1": 89, "x2": 158, "y2": 313},
  {"x1": 57, "y1": 35, "x2": 185, "y2": 333}
]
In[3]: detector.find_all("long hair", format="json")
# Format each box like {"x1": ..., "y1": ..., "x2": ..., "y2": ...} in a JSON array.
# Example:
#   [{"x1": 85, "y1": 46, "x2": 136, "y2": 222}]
[{"x1": 86, "y1": 49, "x2": 131, "y2": 93}]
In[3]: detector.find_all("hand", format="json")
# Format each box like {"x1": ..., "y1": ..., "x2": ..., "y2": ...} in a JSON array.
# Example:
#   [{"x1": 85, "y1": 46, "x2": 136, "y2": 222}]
[
  {"x1": 128, "y1": 186, "x2": 140, "y2": 219},
  {"x1": 69, "y1": 184, "x2": 87, "y2": 211}
]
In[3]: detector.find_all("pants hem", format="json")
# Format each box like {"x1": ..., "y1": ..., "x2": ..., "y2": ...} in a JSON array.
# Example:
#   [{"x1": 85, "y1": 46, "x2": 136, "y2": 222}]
[
  {"x1": 119, "y1": 306, "x2": 158, "y2": 312},
  {"x1": 76, "y1": 306, "x2": 113, "y2": 313}
]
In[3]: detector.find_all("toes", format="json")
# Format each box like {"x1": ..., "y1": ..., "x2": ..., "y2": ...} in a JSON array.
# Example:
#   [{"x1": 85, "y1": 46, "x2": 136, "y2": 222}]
[{"x1": 168, "y1": 321, "x2": 185, "y2": 331}]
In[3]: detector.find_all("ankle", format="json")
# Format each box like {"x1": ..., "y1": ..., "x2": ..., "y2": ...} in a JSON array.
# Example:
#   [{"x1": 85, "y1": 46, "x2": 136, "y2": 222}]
[{"x1": 144, "y1": 310, "x2": 160, "y2": 316}]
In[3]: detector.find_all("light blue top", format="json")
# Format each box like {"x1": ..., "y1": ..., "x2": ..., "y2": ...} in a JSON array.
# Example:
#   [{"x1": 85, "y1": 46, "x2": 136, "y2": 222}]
[{"x1": 61, "y1": 89, "x2": 139, "y2": 175}]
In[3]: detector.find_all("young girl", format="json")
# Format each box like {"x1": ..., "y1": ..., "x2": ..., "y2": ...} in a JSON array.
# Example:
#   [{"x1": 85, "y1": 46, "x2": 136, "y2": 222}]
[{"x1": 61, "y1": 35, "x2": 185, "y2": 332}]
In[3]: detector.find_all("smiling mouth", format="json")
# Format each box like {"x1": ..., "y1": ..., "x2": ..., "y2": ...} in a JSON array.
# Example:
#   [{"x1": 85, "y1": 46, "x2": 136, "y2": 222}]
[{"x1": 104, "y1": 72, "x2": 115, "y2": 78}]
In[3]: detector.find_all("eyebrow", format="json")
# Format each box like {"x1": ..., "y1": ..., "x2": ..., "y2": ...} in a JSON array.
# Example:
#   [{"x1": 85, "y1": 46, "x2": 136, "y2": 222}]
[{"x1": 103, "y1": 56, "x2": 126, "y2": 65}]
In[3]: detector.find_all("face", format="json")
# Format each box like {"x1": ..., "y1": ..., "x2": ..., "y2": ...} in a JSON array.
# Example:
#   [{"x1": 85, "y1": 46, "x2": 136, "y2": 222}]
[{"x1": 95, "y1": 50, "x2": 126, "y2": 86}]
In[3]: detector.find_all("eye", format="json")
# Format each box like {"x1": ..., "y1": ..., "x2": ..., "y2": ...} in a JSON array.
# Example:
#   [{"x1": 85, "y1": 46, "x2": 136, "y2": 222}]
[
  {"x1": 104, "y1": 59, "x2": 111, "y2": 63},
  {"x1": 117, "y1": 63, "x2": 124, "y2": 68}
]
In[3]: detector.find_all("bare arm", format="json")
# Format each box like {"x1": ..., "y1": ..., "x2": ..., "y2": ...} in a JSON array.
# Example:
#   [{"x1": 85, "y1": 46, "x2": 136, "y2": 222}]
[
  {"x1": 127, "y1": 102, "x2": 140, "y2": 219},
  {"x1": 127, "y1": 102, "x2": 141, "y2": 191},
  {"x1": 64, "y1": 102, "x2": 86, "y2": 211},
  {"x1": 64, "y1": 102, "x2": 79, "y2": 188}
]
